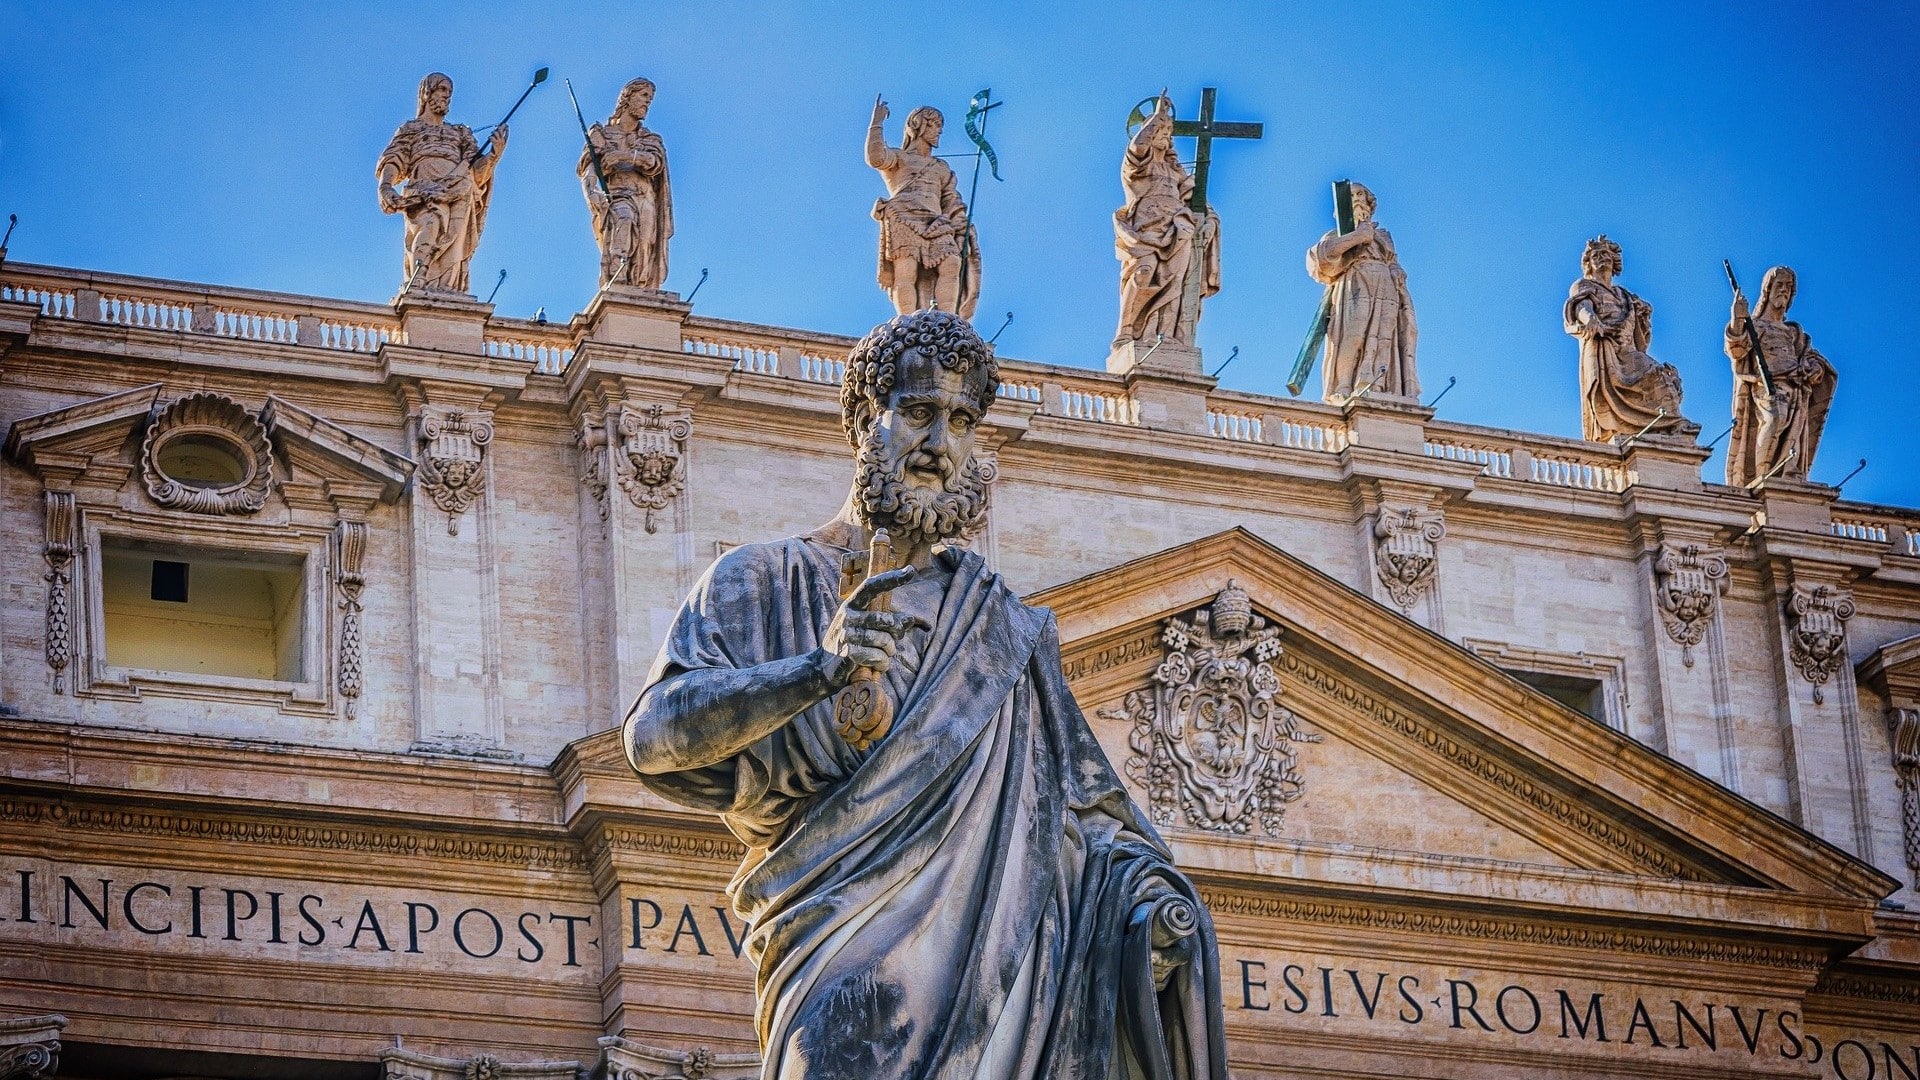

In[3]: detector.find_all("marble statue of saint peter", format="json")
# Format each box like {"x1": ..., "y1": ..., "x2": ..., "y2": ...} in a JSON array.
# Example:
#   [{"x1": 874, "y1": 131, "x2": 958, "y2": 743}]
[{"x1": 625, "y1": 310, "x2": 1228, "y2": 1079}]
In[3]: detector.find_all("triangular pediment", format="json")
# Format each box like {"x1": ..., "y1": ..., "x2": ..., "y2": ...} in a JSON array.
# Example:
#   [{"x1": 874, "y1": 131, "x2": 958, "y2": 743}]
[
  {"x1": 2, "y1": 382, "x2": 161, "y2": 472},
  {"x1": 1029, "y1": 528, "x2": 1895, "y2": 906}
]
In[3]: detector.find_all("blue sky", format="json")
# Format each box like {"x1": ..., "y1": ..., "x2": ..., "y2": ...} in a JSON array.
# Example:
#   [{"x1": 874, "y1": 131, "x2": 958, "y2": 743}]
[{"x1": 3, "y1": 2, "x2": 1916, "y2": 504}]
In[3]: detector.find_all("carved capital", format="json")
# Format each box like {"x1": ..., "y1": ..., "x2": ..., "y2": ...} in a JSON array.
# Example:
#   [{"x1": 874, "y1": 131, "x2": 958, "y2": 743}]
[
  {"x1": 1652, "y1": 542, "x2": 1728, "y2": 667},
  {"x1": 1891, "y1": 708, "x2": 1920, "y2": 886},
  {"x1": 1102, "y1": 581, "x2": 1320, "y2": 836},
  {"x1": 1786, "y1": 582, "x2": 1855, "y2": 703},
  {"x1": 599, "y1": 1035, "x2": 761, "y2": 1080},
  {"x1": 0, "y1": 1013, "x2": 66, "y2": 1080},
  {"x1": 139, "y1": 392, "x2": 276, "y2": 515},
  {"x1": 613, "y1": 403, "x2": 692, "y2": 533},
  {"x1": 1373, "y1": 505, "x2": 1446, "y2": 610},
  {"x1": 416, "y1": 405, "x2": 494, "y2": 535},
  {"x1": 380, "y1": 1046, "x2": 578, "y2": 1080}
]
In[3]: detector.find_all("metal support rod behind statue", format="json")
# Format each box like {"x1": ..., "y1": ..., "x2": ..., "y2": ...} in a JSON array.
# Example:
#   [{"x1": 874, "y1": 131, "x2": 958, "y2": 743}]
[{"x1": 1723, "y1": 259, "x2": 1777, "y2": 398}]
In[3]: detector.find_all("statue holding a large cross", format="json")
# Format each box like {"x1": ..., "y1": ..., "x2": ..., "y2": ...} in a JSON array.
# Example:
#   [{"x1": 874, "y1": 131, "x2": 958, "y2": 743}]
[{"x1": 1111, "y1": 88, "x2": 1261, "y2": 373}]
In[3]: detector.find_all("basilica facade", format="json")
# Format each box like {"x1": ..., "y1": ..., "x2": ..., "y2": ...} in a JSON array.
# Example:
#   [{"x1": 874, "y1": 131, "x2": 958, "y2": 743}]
[{"x1": 1, "y1": 238, "x2": 1918, "y2": 1075}]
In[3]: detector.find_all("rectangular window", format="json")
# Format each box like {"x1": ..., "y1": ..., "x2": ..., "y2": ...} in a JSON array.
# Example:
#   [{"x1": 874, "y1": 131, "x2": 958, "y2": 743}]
[
  {"x1": 1504, "y1": 668, "x2": 1605, "y2": 724},
  {"x1": 101, "y1": 541, "x2": 307, "y2": 682}
]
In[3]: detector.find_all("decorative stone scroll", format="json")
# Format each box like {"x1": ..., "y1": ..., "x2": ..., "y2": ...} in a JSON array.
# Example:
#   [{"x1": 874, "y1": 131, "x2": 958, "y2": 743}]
[
  {"x1": 615, "y1": 403, "x2": 691, "y2": 533},
  {"x1": 417, "y1": 405, "x2": 494, "y2": 535},
  {"x1": 599, "y1": 1036, "x2": 760, "y2": 1080},
  {"x1": 575, "y1": 415, "x2": 611, "y2": 522},
  {"x1": 1653, "y1": 542, "x2": 1728, "y2": 667},
  {"x1": 334, "y1": 520, "x2": 368, "y2": 716},
  {"x1": 1105, "y1": 581, "x2": 1319, "y2": 836},
  {"x1": 41, "y1": 491, "x2": 73, "y2": 694},
  {"x1": 139, "y1": 392, "x2": 276, "y2": 515},
  {"x1": 0, "y1": 1013, "x2": 65, "y2": 1080},
  {"x1": 380, "y1": 1046, "x2": 578, "y2": 1080},
  {"x1": 1374, "y1": 505, "x2": 1445, "y2": 610},
  {"x1": 1786, "y1": 583, "x2": 1855, "y2": 703},
  {"x1": 1892, "y1": 708, "x2": 1920, "y2": 887}
]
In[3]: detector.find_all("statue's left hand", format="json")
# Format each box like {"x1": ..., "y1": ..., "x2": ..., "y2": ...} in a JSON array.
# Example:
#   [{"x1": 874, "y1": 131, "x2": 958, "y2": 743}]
[{"x1": 491, "y1": 123, "x2": 509, "y2": 153}]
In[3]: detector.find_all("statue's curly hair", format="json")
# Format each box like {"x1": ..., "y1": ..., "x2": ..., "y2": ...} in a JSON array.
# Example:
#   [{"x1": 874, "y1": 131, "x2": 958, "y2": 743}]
[
  {"x1": 1582, "y1": 234, "x2": 1623, "y2": 275},
  {"x1": 840, "y1": 310, "x2": 999, "y2": 446}
]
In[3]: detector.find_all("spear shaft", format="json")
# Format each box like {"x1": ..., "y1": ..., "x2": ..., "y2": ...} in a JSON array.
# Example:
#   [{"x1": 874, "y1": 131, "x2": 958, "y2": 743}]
[
  {"x1": 469, "y1": 67, "x2": 548, "y2": 165},
  {"x1": 565, "y1": 79, "x2": 610, "y2": 195}
]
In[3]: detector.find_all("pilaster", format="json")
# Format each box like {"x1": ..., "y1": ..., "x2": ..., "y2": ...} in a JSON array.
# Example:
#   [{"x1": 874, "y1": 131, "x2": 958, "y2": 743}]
[
  {"x1": 392, "y1": 290, "x2": 492, "y2": 354},
  {"x1": 1622, "y1": 434, "x2": 1710, "y2": 493},
  {"x1": 397, "y1": 379, "x2": 509, "y2": 756},
  {"x1": 1117, "y1": 365, "x2": 1214, "y2": 437},
  {"x1": 1629, "y1": 517, "x2": 1736, "y2": 781},
  {"x1": 1756, "y1": 541, "x2": 1873, "y2": 859},
  {"x1": 1352, "y1": 477, "x2": 1449, "y2": 633}
]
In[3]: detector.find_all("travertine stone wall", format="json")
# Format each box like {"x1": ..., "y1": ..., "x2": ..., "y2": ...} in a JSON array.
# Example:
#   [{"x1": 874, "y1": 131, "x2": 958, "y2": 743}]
[{"x1": 2, "y1": 262, "x2": 1919, "y2": 910}]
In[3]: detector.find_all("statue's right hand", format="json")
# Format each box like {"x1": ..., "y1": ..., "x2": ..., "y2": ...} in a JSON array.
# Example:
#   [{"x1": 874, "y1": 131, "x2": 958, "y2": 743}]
[
  {"x1": 822, "y1": 567, "x2": 927, "y2": 683},
  {"x1": 1731, "y1": 294, "x2": 1750, "y2": 323},
  {"x1": 872, "y1": 95, "x2": 890, "y2": 125}
]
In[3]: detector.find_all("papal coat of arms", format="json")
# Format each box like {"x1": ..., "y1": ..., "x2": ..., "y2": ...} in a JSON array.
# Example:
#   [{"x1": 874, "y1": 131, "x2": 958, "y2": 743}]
[{"x1": 1105, "y1": 581, "x2": 1320, "y2": 835}]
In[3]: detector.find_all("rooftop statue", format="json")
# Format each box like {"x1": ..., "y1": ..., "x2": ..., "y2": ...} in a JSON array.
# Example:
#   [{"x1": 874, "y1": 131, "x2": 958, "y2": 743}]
[
  {"x1": 376, "y1": 73, "x2": 506, "y2": 296},
  {"x1": 867, "y1": 98, "x2": 980, "y2": 319},
  {"x1": 1114, "y1": 94, "x2": 1219, "y2": 351},
  {"x1": 579, "y1": 77, "x2": 673, "y2": 291},
  {"x1": 1565, "y1": 236, "x2": 1695, "y2": 443},
  {"x1": 1725, "y1": 266, "x2": 1837, "y2": 486},
  {"x1": 624, "y1": 310, "x2": 1228, "y2": 1080},
  {"x1": 1305, "y1": 181, "x2": 1419, "y2": 402}
]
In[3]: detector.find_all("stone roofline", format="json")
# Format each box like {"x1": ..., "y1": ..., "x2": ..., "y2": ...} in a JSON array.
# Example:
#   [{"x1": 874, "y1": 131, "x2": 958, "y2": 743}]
[{"x1": 4, "y1": 259, "x2": 1916, "y2": 559}]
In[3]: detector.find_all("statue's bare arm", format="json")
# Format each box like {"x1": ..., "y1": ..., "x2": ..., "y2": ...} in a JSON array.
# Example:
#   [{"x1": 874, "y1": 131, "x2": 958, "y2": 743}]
[{"x1": 625, "y1": 567, "x2": 926, "y2": 774}]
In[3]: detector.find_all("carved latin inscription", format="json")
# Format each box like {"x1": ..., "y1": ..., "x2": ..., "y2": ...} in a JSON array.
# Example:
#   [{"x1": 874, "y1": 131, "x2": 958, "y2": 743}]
[
  {"x1": 1106, "y1": 581, "x2": 1319, "y2": 835},
  {"x1": 1653, "y1": 543, "x2": 1728, "y2": 667},
  {"x1": 1786, "y1": 583, "x2": 1854, "y2": 703},
  {"x1": 1374, "y1": 505, "x2": 1445, "y2": 610},
  {"x1": 418, "y1": 406, "x2": 494, "y2": 535},
  {"x1": 615, "y1": 403, "x2": 691, "y2": 533}
]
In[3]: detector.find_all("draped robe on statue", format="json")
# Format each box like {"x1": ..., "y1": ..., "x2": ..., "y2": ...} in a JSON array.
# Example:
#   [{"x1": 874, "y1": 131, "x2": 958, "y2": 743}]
[
  {"x1": 1725, "y1": 315, "x2": 1836, "y2": 487},
  {"x1": 1307, "y1": 227, "x2": 1418, "y2": 401},
  {"x1": 633, "y1": 537, "x2": 1229, "y2": 1080},
  {"x1": 1565, "y1": 277, "x2": 1686, "y2": 443}
]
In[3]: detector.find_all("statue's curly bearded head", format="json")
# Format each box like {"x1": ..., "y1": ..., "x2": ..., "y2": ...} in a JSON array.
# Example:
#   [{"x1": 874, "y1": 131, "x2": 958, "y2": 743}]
[
  {"x1": 1759, "y1": 265, "x2": 1797, "y2": 318},
  {"x1": 417, "y1": 72, "x2": 454, "y2": 116},
  {"x1": 1582, "y1": 235, "x2": 1623, "y2": 278},
  {"x1": 841, "y1": 310, "x2": 999, "y2": 547},
  {"x1": 616, "y1": 77, "x2": 656, "y2": 121},
  {"x1": 1348, "y1": 182, "x2": 1377, "y2": 221}
]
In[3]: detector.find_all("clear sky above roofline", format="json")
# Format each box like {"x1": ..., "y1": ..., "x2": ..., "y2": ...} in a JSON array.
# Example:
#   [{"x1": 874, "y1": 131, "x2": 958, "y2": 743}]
[{"x1": 2, "y1": 1, "x2": 1915, "y2": 504}]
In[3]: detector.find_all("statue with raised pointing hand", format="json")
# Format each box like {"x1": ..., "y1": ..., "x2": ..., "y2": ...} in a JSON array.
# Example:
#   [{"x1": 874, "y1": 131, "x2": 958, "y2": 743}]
[
  {"x1": 624, "y1": 309, "x2": 1228, "y2": 1080},
  {"x1": 867, "y1": 97, "x2": 980, "y2": 318}
]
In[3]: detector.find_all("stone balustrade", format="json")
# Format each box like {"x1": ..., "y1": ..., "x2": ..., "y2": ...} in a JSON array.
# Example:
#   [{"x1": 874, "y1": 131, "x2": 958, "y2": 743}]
[{"x1": 4, "y1": 260, "x2": 1912, "y2": 559}]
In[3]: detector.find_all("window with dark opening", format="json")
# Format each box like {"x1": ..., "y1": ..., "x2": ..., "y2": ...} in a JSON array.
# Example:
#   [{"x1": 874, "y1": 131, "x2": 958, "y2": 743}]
[
  {"x1": 101, "y1": 541, "x2": 306, "y2": 682},
  {"x1": 1503, "y1": 669, "x2": 1605, "y2": 724}
]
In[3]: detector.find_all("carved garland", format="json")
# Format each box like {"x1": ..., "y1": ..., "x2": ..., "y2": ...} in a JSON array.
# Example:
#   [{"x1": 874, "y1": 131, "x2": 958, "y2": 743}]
[
  {"x1": 1374, "y1": 505, "x2": 1445, "y2": 610},
  {"x1": 334, "y1": 521, "x2": 368, "y2": 716},
  {"x1": 1104, "y1": 582, "x2": 1320, "y2": 836},
  {"x1": 42, "y1": 491, "x2": 73, "y2": 694},
  {"x1": 139, "y1": 392, "x2": 276, "y2": 515},
  {"x1": 1652, "y1": 542, "x2": 1728, "y2": 667},
  {"x1": 1891, "y1": 707, "x2": 1920, "y2": 887},
  {"x1": 417, "y1": 407, "x2": 494, "y2": 535},
  {"x1": 1786, "y1": 583, "x2": 1855, "y2": 704},
  {"x1": 614, "y1": 404, "x2": 692, "y2": 533}
]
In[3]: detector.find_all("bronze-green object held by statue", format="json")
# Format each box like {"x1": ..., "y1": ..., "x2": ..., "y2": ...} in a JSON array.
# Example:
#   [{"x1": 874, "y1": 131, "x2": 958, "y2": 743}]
[{"x1": 1288, "y1": 180, "x2": 1356, "y2": 395}]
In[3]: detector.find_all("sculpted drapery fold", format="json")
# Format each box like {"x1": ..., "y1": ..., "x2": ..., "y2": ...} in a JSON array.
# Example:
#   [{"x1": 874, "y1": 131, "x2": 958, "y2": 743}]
[
  {"x1": 1113, "y1": 97, "x2": 1219, "y2": 349},
  {"x1": 1305, "y1": 183, "x2": 1417, "y2": 402},
  {"x1": 1725, "y1": 266, "x2": 1836, "y2": 487},
  {"x1": 1565, "y1": 236, "x2": 1692, "y2": 443}
]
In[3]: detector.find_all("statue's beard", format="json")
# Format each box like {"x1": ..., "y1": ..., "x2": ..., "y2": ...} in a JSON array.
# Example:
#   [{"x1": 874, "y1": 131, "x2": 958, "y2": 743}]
[{"x1": 853, "y1": 432, "x2": 990, "y2": 549}]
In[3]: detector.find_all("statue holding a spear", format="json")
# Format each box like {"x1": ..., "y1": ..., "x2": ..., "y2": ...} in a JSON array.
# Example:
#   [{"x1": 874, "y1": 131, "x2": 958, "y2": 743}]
[{"x1": 377, "y1": 68, "x2": 545, "y2": 296}]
